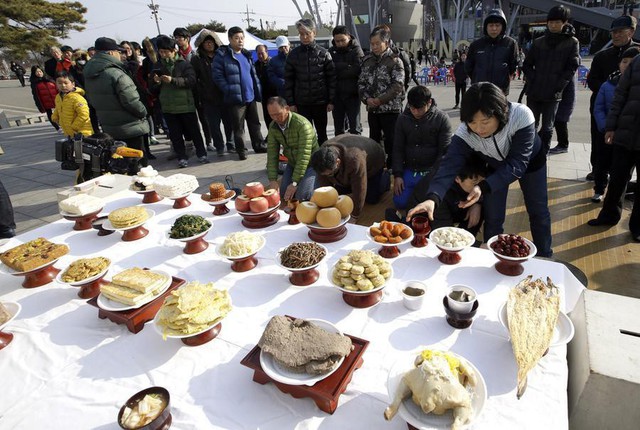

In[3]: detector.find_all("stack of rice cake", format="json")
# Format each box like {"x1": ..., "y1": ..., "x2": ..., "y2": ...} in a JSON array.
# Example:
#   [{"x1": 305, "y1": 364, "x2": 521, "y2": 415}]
[
  {"x1": 154, "y1": 174, "x2": 198, "y2": 198},
  {"x1": 59, "y1": 194, "x2": 104, "y2": 216},
  {"x1": 108, "y1": 206, "x2": 149, "y2": 229},
  {"x1": 208, "y1": 183, "x2": 227, "y2": 201},
  {"x1": 100, "y1": 268, "x2": 168, "y2": 306}
]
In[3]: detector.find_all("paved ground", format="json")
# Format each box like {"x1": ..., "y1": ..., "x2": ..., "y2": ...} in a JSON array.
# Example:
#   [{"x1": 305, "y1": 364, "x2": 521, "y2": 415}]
[{"x1": 0, "y1": 65, "x2": 603, "y2": 235}]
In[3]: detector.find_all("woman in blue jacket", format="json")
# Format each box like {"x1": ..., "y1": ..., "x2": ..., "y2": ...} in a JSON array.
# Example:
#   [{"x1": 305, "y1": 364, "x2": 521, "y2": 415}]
[{"x1": 407, "y1": 82, "x2": 552, "y2": 257}]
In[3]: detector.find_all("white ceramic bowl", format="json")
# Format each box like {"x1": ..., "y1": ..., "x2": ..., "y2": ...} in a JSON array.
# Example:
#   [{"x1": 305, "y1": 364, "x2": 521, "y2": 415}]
[
  {"x1": 401, "y1": 280, "x2": 427, "y2": 311},
  {"x1": 446, "y1": 285, "x2": 477, "y2": 314}
]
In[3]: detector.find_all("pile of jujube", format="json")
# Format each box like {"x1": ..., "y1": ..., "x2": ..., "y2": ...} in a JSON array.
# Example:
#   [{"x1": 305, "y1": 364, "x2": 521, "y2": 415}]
[{"x1": 490, "y1": 234, "x2": 531, "y2": 258}]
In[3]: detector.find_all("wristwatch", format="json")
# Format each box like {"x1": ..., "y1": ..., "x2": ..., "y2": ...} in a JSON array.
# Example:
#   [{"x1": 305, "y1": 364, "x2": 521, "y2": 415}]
[{"x1": 292, "y1": 181, "x2": 298, "y2": 187}]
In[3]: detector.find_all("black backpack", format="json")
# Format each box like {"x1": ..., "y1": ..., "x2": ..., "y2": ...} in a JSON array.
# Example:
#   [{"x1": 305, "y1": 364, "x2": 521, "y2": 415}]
[{"x1": 390, "y1": 45, "x2": 411, "y2": 89}]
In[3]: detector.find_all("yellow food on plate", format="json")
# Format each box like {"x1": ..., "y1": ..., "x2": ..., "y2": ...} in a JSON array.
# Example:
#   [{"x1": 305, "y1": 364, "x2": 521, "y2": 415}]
[
  {"x1": 99, "y1": 268, "x2": 169, "y2": 306},
  {"x1": 156, "y1": 281, "x2": 232, "y2": 338},
  {"x1": 0, "y1": 238, "x2": 69, "y2": 272},
  {"x1": 331, "y1": 250, "x2": 391, "y2": 291},
  {"x1": 219, "y1": 231, "x2": 263, "y2": 257},
  {"x1": 62, "y1": 257, "x2": 110, "y2": 283},
  {"x1": 108, "y1": 206, "x2": 149, "y2": 229}
]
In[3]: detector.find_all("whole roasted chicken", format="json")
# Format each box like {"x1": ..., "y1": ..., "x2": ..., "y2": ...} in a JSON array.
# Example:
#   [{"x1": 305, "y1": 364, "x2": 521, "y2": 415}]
[{"x1": 384, "y1": 350, "x2": 477, "y2": 430}]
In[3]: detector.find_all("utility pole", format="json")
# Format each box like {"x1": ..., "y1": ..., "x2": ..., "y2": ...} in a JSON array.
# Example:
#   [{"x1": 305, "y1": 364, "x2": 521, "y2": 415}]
[
  {"x1": 241, "y1": 4, "x2": 256, "y2": 29},
  {"x1": 148, "y1": 0, "x2": 161, "y2": 35}
]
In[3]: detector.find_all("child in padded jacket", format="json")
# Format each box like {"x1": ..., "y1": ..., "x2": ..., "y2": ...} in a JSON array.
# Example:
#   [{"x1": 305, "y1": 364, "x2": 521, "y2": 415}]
[
  {"x1": 594, "y1": 46, "x2": 640, "y2": 133},
  {"x1": 51, "y1": 71, "x2": 94, "y2": 138}
]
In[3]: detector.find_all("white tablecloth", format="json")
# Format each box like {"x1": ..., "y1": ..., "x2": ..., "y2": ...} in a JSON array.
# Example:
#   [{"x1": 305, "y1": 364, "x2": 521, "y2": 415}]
[{"x1": 0, "y1": 190, "x2": 585, "y2": 429}]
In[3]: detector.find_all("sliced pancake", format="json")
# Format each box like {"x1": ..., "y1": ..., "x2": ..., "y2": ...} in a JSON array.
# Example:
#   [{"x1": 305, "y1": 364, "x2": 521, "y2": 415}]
[{"x1": 111, "y1": 268, "x2": 167, "y2": 294}]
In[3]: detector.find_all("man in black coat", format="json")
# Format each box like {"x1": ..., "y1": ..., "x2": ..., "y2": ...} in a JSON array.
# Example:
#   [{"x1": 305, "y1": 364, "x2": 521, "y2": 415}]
[
  {"x1": 10, "y1": 62, "x2": 25, "y2": 87},
  {"x1": 465, "y1": 9, "x2": 518, "y2": 95},
  {"x1": 588, "y1": 51, "x2": 640, "y2": 242},
  {"x1": 44, "y1": 46, "x2": 62, "y2": 80},
  {"x1": 586, "y1": 15, "x2": 639, "y2": 185},
  {"x1": 329, "y1": 26, "x2": 364, "y2": 136},
  {"x1": 452, "y1": 52, "x2": 468, "y2": 109},
  {"x1": 284, "y1": 18, "x2": 336, "y2": 143},
  {"x1": 255, "y1": 44, "x2": 277, "y2": 130},
  {"x1": 523, "y1": 6, "x2": 580, "y2": 156}
]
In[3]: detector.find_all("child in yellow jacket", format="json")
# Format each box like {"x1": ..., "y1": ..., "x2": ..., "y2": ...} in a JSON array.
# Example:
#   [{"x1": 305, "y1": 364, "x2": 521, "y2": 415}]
[
  {"x1": 52, "y1": 71, "x2": 94, "y2": 183},
  {"x1": 51, "y1": 71, "x2": 94, "y2": 138}
]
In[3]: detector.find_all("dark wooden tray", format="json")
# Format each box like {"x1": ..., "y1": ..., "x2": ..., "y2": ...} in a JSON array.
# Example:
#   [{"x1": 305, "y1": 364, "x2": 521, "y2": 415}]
[
  {"x1": 240, "y1": 328, "x2": 369, "y2": 414},
  {"x1": 87, "y1": 275, "x2": 185, "y2": 334}
]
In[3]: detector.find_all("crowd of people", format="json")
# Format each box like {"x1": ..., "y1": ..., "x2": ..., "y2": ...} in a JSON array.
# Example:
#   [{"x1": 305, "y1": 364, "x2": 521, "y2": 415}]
[{"x1": 2, "y1": 6, "x2": 639, "y2": 247}]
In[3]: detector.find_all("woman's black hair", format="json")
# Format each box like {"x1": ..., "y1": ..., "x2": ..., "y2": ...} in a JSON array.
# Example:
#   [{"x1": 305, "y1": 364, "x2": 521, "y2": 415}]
[
  {"x1": 310, "y1": 145, "x2": 339, "y2": 174},
  {"x1": 120, "y1": 41, "x2": 139, "y2": 63},
  {"x1": 30, "y1": 65, "x2": 44, "y2": 80},
  {"x1": 407, "y1": 85, "x2": 432, "y2": 108},
  {"x1": 459, "y1": 82, "x2": 509, "y2": 133},
  {"x1": 55, "y1": 70, "x2": 75, "y2": 82}
]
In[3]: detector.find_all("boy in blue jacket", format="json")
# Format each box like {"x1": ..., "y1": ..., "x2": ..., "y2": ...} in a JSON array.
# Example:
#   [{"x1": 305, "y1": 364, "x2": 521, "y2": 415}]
[{"x1": 592, "y1": 46, "x2": 640, "y2": 202}]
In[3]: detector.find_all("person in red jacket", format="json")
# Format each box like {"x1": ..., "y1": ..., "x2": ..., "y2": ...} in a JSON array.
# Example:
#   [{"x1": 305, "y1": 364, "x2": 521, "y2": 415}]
[{"x1": 29, "y1": 66, "x2": 59, "y2": 131}]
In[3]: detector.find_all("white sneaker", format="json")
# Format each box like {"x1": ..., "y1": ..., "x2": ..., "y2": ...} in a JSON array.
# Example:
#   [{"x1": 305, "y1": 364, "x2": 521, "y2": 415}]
[{"x1": 591, "y1": 193, "x2": 603, "y2": 203}]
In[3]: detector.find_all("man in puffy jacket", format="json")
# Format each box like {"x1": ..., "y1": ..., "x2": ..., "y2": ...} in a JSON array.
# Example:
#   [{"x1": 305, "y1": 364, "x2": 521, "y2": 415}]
[
  {"x1": 588, "y1": 51, "x2": 640, "y2": 242},
  {"x1": 268, "y1": 36, "x2": 290, "y2": 98},
  {"x1": 523, "y1": 6, "x2": 579, "y2": 156},
  {"x1": 284, "y1": 18, "x2": 336, "y2": 143},
  {"x1": 192, "y1": 29, "x2": 232, "y2": 157},
  {"x1": 213, "y1": 26, "x2": 266, "y2": 160},
  {"x1": 586, "y1": 15, "x2": 639, "y2": 190},
  {"x1": 266, "y1": 97, "x2": 318, "y2": 201},
  {"x1": 255, "y1": 44, "x2": 277, "y2": 130},
  {"x1": 358, "y1": 26, "x2": 405, "y2": 168},
  {"x1": 465, "y1": 9, "x2": 518, "y2": 95},
  {"x1": 329, "y1": 25, "x2": 364, "y2": 135},
  {"x1": 83, "y1": 37, "x2": 150, "y2": 155}
]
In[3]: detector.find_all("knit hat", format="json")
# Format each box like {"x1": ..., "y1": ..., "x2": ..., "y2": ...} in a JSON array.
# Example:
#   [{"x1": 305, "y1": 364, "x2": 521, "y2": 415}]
[
  {"x1": 60, "y1": 45, "x2": 74, "y2": 53},
  {"x1": 547, "y1": 6, "x2": 570, "y2": 22},
  {"x1": 156, "y1": 35, "x2": 176, "y2": 51},
  {"x1": 611, "y1": 15, "x2": 637, "y2": 30}
]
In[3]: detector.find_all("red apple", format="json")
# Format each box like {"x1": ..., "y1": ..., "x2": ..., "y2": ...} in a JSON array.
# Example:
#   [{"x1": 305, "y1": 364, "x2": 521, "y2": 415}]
[
  {"x1": 235, "y1": 194, "x2": 251, "y2": 212},
  {"x1": 243, "y1": 182, "x2": 265, "y2": 199},
  {"x1": 249, "y1": 196, "x2": 269, "y2": 213},
  {"x1": 262, "y1": 189, "x2": 281, "y2": 208}
]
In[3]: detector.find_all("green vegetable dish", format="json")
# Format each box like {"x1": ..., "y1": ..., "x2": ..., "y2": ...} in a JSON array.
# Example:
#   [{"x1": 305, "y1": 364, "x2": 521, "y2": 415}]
[{"x1": 169, "y1": 215, "x2": 211, "y2": 239}]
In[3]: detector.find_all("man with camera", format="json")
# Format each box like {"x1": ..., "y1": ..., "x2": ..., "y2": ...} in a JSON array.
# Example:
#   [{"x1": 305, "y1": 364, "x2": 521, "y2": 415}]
[{"x1": 83, "y1": 37, "x2": 150, "y2": 162}]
